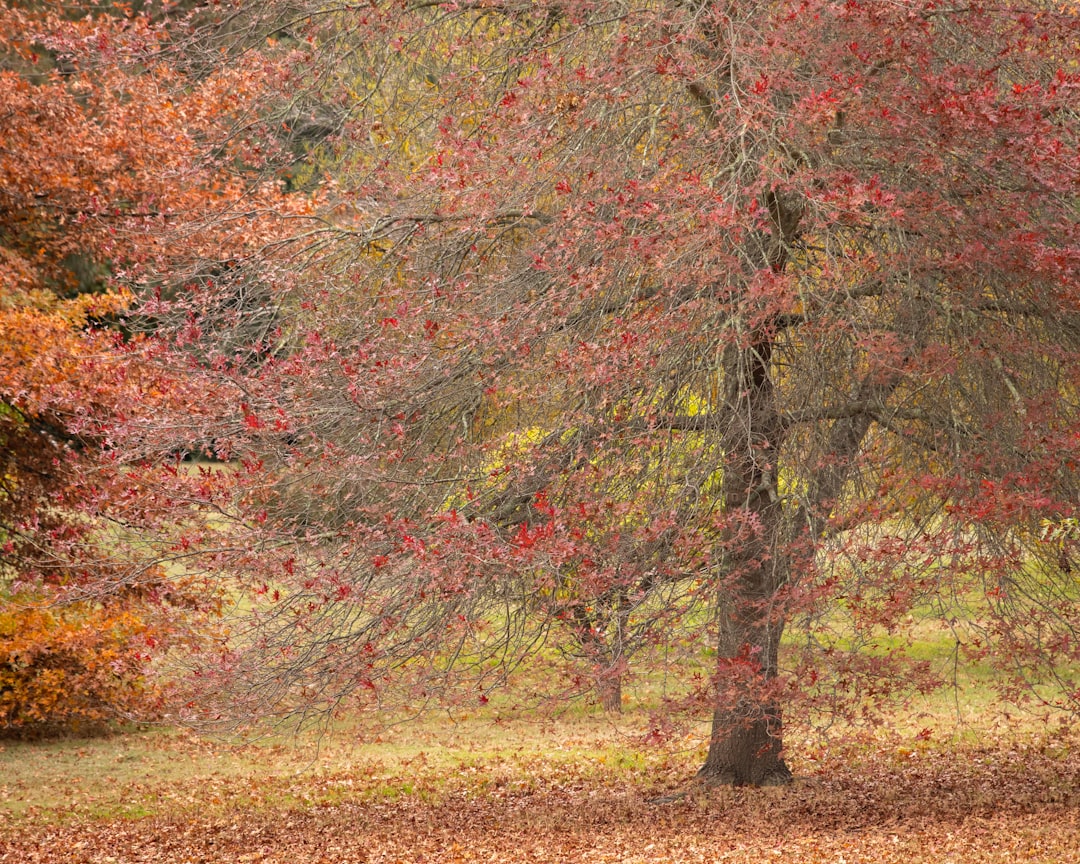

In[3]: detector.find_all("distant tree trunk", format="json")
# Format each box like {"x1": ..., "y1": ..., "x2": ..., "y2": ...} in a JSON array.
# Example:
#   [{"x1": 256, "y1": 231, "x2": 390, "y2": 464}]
[
  {"x1": 575, "y1": 586, "x2": 630, "y2": 713},
  {"x1": 596, "y1": 673, "x2": 622, "y2": 714}
]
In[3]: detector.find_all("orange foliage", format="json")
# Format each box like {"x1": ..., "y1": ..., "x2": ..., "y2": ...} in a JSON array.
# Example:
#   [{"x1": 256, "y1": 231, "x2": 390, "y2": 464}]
[
  {"x1": 0, "y1": 2, "x2": 288, "y2": 732},
  {"x1": 0, "y1": 600, "x2": 155, "y2": 735}
]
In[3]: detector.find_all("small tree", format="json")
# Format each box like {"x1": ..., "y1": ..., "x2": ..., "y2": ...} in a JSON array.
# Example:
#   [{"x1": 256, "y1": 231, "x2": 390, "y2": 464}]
[{"x1": 144, "y1": 0, "x2": 1080, "y2": 783}]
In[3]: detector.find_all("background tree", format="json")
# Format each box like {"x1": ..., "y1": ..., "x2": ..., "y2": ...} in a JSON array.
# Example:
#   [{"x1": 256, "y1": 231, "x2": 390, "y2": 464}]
[
  {"x1": 141, "y1": 0, "x2": 1080, "y2": 784},
  {"x1": 0, "y1": 0, "x2": 307, "y2": 732}
]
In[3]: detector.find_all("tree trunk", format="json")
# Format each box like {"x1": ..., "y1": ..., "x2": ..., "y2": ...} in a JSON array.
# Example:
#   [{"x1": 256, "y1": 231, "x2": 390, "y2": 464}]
[
  {"x1": 698, "y1": 552, "x2": 792, "y2": 786},
  {"x1": 701, "y1": 284, "x2": 793, "y2": 785},
  {"x1": 576, "y1": 587, "x2": 629, "y2": 713},
  {"x1": 596, "y1": 673, "x2": 622, "y2": 713},
  {"x1": 699, "y1": 706, "x2": 791, "y2": 786},
  {"x1": 698, "y1": 623, "x2": 791, "y2": 786}
]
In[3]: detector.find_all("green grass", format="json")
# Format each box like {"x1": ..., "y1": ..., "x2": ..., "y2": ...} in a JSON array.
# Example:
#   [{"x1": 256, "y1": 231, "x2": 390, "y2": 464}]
[{"x1": 0, "y1": 707, "x2": 677, "y2": 825}]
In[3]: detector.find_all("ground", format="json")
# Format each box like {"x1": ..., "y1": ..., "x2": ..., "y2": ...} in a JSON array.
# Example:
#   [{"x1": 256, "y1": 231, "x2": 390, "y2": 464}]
[{"x1": 1, "y1": 709, "x2": 1078, "y2": 863}]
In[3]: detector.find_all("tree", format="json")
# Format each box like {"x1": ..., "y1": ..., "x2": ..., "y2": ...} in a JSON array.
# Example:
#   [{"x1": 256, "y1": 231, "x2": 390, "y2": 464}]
[
  {"x1": 0, "y1": 0, "x2": 305, "y2": 731},
  {"x1": 142, "y1": 1, "x2": 1080, "y2": 783}
]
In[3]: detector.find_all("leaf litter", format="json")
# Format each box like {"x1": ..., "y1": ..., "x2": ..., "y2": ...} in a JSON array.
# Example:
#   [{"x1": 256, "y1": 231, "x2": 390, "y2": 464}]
[{"x1": 2, "y1": 730, "x2": 1078, "y2": 863}]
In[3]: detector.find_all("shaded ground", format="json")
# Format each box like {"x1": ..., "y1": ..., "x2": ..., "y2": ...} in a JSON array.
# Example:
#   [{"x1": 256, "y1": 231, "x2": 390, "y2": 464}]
[{"x1": 3, "y1": 734, "x2": 1079, "y2": 863}]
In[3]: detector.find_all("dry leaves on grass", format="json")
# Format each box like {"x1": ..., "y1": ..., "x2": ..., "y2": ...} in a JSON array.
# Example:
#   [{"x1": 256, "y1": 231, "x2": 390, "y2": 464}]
[{"x1": 2, "y1": 737, "x2": 1079, "y2": 863}]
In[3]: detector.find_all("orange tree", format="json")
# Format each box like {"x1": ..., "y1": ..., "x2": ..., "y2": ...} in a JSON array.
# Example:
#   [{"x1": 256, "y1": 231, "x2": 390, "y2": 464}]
[
  {"x1": 0, "y1": 1, "x2": 307, "y2": 733},
  {"x1": 138, "y1": 1, "x2": 1080, "y2": 783}
]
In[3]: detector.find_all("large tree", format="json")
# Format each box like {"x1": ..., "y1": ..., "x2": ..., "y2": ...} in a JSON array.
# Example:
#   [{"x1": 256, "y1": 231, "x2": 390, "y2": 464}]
[{"x1": 144, "y1": 1, "x2": 1080, "y2": 783}]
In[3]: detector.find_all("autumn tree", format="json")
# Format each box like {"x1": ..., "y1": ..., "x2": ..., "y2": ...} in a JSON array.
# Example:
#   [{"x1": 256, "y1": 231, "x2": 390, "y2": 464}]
[
  {"x1": 137, "y1": 1, "x2": 1080, "y2": 783},
  {"x1": 0, "y1": 1, "x2": 309, "y2": 732}
]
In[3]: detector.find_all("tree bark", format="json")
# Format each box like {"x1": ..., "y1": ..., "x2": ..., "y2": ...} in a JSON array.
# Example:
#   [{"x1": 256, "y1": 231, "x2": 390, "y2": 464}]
[
  {"x1": 596, "y1": 673, "x2": 622, "y2": 714},
  {"x1": 699, "y1": 557, "x2": 792, "y2": 785},
  {"x1": 699, "y1": 704, "x2": 792, "y2": 786},
  {"x1": 700, "y1": 279, "x2": 793, "y2": 785},
  {"x1": 692, "y1": 156, "x2": 834, "y2": 783}
]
